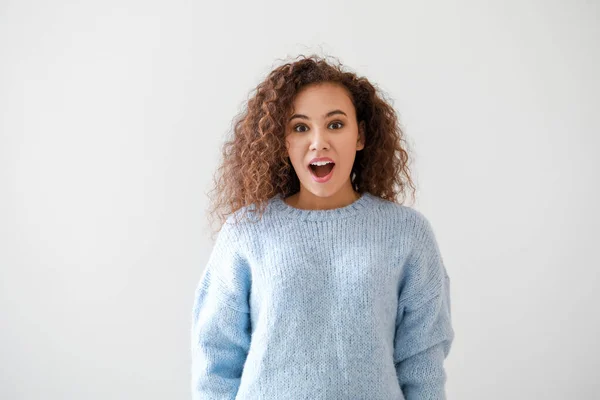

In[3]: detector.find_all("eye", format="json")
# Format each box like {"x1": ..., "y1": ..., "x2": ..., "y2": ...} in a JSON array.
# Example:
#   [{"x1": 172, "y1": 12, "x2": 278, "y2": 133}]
[
  {"x1": 293, "y1": 124, "x2": 308, "y2": 133},
  {"x1": 292, "y1": 121, "x2": 344, "y2": 133}
]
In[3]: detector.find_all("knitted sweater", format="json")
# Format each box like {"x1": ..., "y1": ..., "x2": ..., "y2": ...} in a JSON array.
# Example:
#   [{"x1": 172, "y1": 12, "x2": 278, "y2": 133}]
[{"x1": 190, "y1": 192, "x2": 454, "y2": 399}]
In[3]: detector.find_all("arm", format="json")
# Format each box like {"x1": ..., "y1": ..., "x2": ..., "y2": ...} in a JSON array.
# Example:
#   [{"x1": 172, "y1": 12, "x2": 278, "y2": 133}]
[
  {"x1": 190, "y1": 219, "x2": 252, "y2": 400},
  {"x1": 394, "y1": 215, "x2": 455, "y2": 400}
]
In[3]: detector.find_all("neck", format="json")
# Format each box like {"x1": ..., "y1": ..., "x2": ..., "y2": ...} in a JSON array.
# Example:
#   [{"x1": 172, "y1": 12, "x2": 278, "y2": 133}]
[{"x1": 285, "y1": 182, "x2": 360, "y2": 211}]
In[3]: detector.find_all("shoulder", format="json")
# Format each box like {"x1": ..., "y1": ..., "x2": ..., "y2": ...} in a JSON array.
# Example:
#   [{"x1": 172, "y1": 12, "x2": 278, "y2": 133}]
[
  {"x1": 219, "y1": 198, "x2": 272, "y2": 243},
  {"x1": 371, "y1": 196, "x2": 441, "y2": 259},
  {"x1": 213, "y1": 209, "x2": 255, "y2": 251},
  {"x1": 371, "y1": 195, "x2": 432, "y2": 232}
]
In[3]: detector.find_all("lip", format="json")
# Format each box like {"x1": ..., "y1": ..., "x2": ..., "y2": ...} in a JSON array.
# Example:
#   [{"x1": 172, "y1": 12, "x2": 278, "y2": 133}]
[
  {"x1": 307, "y1": 157, "x2": 336, "y2": 183},
  {"x1": 308, "y1": 156, "x2": 335, "y2": 166}
]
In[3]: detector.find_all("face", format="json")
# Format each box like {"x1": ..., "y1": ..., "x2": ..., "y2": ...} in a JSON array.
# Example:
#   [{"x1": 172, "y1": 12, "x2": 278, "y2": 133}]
[{"x1": 285, "y1": 82, "x2": 365, "y2": 200}]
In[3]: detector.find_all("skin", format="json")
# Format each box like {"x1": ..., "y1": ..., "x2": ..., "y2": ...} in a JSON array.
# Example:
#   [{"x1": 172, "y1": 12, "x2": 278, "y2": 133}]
[{"x1": 284, "y1": 82, "x2": 365, "y2": 210}]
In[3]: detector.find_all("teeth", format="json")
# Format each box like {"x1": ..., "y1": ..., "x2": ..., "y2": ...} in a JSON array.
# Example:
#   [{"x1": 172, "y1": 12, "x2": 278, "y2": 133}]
[{"x1": 310, "y1": 161, "x2": 333, "y2": 166}]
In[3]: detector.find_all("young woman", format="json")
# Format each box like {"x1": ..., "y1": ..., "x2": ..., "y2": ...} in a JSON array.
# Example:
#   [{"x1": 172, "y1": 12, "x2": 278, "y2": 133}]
[{"x1": 191, "y1": 54, "x2": 454, "y2": 399}]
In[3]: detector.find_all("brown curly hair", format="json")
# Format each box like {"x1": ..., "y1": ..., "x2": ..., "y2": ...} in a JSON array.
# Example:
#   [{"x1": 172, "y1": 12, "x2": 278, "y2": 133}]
[{"x1": 206, "y1": 54, "x2": 417, "y2": 237}]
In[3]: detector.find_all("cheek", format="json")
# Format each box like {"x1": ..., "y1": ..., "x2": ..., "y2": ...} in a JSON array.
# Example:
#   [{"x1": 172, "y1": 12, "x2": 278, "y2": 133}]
[
  {"x1": 285, "y1": 141, "x2": 303, "y2": 166},
  {"x1": 338, "y1": 140, "x2": 359, "y2": 163},
  {"x1": 286, "y1": 135, "x2": 304, "y2": 150}
]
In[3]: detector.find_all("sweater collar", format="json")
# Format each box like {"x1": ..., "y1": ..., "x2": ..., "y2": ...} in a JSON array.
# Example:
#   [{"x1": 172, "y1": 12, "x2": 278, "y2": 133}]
[{"x1": 269, "y1": 192, "x2": 378, "y2": 221}]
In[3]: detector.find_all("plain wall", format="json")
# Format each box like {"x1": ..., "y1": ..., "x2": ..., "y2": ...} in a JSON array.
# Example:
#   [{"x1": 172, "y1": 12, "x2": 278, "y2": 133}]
[{"x1": 1, "y1": 0, "x2": 598, "y2": 398}]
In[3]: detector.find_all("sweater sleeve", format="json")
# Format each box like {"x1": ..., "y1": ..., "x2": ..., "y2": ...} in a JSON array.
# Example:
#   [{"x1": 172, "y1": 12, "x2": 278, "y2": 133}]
[
  {"x1": 394, "y1": 213, "x2": 455, "y2": 400},
  {"x1": 190, "y1": 218, "x2": 252, "y2": 400}
]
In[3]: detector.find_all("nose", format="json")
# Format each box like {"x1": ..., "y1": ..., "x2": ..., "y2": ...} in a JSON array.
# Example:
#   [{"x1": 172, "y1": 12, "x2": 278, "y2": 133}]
[{"x1": 309, "y1": 126, "x2": 330, "y2": 151}]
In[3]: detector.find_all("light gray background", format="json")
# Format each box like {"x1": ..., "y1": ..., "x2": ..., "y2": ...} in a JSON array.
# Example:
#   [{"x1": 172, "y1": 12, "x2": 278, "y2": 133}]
[{"x1": 1, "y1": 0, "x2": 598, "y2": 399}]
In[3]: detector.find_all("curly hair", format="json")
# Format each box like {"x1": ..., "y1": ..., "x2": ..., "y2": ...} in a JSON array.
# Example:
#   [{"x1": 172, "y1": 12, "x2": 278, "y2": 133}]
[{"x1": 206, "y1": 54, "x2": 417, "y2": 237}]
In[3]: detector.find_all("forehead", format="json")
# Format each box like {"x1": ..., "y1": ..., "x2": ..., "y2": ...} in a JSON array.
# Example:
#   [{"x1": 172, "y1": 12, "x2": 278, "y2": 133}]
[{"x1": 291, "y1": 83, "x2": 355, "y2": 116}]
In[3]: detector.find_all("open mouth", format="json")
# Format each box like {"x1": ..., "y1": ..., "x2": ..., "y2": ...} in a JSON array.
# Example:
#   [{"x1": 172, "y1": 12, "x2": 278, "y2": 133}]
[{"x1": 309, "y1": 162, "x2": 335, "y2": 178}]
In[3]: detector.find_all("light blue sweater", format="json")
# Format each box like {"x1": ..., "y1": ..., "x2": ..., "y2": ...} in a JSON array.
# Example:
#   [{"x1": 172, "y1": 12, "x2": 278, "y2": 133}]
[{"x1": 190, "y1": 192, "x2": 454, "y2": 399}]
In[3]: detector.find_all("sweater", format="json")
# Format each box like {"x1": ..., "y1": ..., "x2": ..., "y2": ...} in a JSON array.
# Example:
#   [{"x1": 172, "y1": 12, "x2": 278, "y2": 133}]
[{"x1": 190, "y1": 192, "x2": 454, "y2": 399}]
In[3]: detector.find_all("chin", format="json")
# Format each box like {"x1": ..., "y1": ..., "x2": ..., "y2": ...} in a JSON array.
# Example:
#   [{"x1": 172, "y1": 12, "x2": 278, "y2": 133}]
[{"x1": 301, "y1": 182, "x2": 340, "y2": 198}]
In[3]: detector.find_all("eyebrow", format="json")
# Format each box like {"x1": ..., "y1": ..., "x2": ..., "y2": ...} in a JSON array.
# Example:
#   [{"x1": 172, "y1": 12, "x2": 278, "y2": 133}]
[{"x1": 288, "y1": 109, "x2": 347, "y2": 122}]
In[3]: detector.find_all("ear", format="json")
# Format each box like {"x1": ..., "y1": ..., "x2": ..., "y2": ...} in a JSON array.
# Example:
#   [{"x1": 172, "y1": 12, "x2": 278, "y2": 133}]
[{"x1": 356, "y1": 121, "x2": 365, "y2": 151}]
